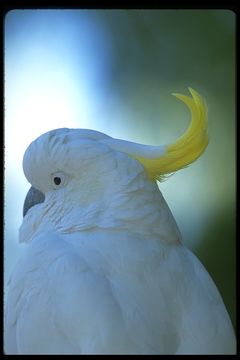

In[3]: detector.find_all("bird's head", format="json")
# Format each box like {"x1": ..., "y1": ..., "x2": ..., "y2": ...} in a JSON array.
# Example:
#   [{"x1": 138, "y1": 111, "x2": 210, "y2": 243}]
[{"x1": 21, "y1": 88, "x2": 208, "y2": 242}]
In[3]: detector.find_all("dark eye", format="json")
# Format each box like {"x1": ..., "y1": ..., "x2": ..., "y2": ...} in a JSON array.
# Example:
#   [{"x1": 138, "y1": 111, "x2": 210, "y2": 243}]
[
  {"x1": 51, "y1": 171, "x2": 68, "y2": 189},
  {"x1": 53, "y1": 177, "x2": 61, "y2": 185}
]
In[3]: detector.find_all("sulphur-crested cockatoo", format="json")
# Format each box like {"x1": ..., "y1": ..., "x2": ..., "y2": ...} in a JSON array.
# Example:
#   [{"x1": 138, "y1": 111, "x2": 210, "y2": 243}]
[{"x1": 5, "y1": 89, "x2": 236, "y2": 354}]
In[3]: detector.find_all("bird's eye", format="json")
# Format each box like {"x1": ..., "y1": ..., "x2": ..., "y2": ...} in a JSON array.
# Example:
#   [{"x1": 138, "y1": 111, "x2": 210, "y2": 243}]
[
  {"x1": 51, "y1": 171, "x2": 68, "y2": 189},
  {"x1": 53, "y1": 177, "x2": 61, "y2": 185}
]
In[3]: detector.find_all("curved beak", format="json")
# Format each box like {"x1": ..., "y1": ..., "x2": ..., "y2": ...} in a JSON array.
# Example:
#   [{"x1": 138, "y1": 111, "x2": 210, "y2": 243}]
[{"x1": 23, "y1": 186, "x2": 45, "y2": 217}]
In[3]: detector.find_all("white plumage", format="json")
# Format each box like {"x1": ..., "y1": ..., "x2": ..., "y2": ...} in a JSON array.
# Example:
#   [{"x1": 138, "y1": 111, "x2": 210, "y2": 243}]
[{"x1": 5, "y1": 90, "x2": 236, "y2": 354}]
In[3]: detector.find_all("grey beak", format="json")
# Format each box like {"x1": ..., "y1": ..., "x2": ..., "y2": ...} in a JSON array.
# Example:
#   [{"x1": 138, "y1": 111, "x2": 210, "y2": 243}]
[{"x1": 23, "y1": 186, "x2": 45, "y2": 217}]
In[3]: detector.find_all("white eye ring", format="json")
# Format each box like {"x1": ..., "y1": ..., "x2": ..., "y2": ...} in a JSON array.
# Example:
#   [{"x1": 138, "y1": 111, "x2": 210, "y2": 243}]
[{"x1": 51, "y1": 171, "x2": 68, "y2": 189}]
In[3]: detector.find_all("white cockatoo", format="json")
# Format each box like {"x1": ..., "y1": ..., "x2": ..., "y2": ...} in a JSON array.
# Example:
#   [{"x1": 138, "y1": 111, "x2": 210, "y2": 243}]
[{"x1": 5, "y1": 89, "x2": 236, "y2": 354}]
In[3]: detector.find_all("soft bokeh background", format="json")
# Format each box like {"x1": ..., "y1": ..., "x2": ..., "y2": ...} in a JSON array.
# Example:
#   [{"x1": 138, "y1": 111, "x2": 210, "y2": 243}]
[{"x1": 4, "y1": 10, "x2": 236, "y2": 330}]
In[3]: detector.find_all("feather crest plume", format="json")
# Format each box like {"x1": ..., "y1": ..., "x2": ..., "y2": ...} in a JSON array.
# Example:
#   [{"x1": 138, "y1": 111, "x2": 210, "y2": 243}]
[{"x1": 132, "y1": 88, "x2": 209, "y2": 180}]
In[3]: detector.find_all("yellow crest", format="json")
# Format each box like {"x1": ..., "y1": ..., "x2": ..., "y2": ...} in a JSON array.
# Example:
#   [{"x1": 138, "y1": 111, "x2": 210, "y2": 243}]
[{"x1": 133, "y1": 88, "x2": 209, "y2": 181}]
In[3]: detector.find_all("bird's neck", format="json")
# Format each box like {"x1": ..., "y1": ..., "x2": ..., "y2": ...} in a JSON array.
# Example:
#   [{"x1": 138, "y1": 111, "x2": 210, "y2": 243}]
[{"x1": 102, "y1": 178, "x2": 181, "y2": 244}]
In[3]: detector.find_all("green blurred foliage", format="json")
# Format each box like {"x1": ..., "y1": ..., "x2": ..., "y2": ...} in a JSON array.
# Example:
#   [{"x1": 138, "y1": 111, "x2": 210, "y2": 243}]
[{"x1": 197, "y1": 205, "x2": 236, "y2": 330}]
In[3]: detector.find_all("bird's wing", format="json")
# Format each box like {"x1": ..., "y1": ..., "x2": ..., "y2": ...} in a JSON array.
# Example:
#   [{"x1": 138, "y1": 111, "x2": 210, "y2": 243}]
[
  {"x1": 168, "y1": 246, "x2": 236, "y2": 354},
  {"x1": 85, "y1": 233, "x2": 236, "y2": 355}
]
